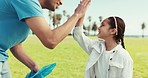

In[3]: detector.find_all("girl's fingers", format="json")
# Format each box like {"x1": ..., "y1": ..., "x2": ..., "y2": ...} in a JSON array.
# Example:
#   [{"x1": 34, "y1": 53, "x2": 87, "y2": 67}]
[
  {"x1": 80, "y1": 0, "x2": 90, "y2": 6},
  {"x1": 84, "y1": 0, "x2": 91, "y2": 9},
  {"x1": 84, "y1": 0, "x2": 91, "y2": 7}
]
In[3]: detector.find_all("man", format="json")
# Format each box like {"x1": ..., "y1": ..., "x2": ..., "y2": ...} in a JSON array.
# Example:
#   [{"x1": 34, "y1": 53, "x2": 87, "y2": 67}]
[{"x1": 0, "y1": 0, "x2": 91, "y2": 77}]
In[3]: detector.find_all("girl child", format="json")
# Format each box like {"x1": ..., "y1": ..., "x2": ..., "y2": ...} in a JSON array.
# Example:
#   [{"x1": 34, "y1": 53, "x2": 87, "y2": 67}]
[{"x1": 73, "y1": 16, "x2": 133, "y2": 78}]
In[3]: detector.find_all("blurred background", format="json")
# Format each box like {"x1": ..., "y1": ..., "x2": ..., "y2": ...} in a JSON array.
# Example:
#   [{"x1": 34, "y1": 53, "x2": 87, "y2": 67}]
[{"x1": 38, "y1": 0, "x2": 148, "y2": 38}]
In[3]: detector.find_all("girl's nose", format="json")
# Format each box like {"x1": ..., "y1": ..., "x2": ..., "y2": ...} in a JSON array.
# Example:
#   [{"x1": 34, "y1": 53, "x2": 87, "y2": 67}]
[{"x1": 98, "y1": 26, "x2": 100, "y2": 30}]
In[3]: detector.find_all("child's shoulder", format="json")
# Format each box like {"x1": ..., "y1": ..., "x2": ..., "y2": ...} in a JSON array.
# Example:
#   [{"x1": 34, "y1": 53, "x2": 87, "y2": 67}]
[{"x1": 116, "y1": 45, "x2": 133, "y2": 61}]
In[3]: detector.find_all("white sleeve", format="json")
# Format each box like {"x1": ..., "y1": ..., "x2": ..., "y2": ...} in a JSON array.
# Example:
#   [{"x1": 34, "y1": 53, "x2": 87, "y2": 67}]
[
  {"x1": 121, "y1": 57, "x2": 133, "y2": 78},
  {"x1": 73, "y1": 26, "x2": 97, "y2": 55}
]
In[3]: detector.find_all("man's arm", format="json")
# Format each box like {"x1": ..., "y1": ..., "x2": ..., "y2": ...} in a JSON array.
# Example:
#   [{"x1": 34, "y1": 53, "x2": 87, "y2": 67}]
[
  {"x1": 10, "y1": 43, "x2": 40, "y2": 72},
  {"x1": 25, "y1": 0, "x2": 91, "y2": 49}
]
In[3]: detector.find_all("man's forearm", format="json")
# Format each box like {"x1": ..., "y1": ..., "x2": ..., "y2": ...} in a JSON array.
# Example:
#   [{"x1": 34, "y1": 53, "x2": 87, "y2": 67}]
[
  {"x1": 51, "y1": 14, "x2": 80, "y2": 44},
  {"x1": 10, "y1": 44, "x2": 39, "y2": 72}
]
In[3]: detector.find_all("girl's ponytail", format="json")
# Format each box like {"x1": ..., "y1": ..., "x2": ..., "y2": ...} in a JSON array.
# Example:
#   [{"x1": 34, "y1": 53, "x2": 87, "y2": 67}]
[{"x1": 121, "y1": 37, "x2": 125, "y2": 49}]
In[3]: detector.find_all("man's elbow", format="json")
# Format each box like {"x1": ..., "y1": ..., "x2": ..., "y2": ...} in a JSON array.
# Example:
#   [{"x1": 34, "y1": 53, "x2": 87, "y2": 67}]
[{"x1": 44, "y1": 41, "x2": 57, "y2": 49}]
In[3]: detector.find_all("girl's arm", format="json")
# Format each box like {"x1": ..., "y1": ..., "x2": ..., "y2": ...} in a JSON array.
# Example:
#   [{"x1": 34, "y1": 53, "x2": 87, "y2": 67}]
[{"x1": 73, "y1": 17, "x2": 97, "y2": 55}]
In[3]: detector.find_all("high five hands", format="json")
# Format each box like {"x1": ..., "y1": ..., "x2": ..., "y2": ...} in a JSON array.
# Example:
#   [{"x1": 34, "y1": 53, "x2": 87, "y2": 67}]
[{"x1": 74, "y1": 0, "x2": 91, "y2": 18}]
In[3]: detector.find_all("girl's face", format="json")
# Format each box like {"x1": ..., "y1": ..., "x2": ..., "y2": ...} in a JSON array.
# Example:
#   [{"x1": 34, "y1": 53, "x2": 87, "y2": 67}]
[{"x1": 97, "y1": 18, "x2": 116, "y2": 39}]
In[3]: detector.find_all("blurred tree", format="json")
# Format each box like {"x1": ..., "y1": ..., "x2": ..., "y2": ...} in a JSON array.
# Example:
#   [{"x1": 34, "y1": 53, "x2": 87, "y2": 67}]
[
  {"x1": 66, "y1": 14, "x2": 70, "y2": 19},
  {"x1": 53, "y1": 13, "x2": 62, "y2": 28},
  {"x1": 87, "y1": 25, "x2": 91, "y2": 36},
  {"x1": 62, "y1": 10, "x2": 67, "y2": 22},
  {"x1": 87, "y1": 16, "x2": 92, "y2": 35},
  {"x1": 63, "y1": 10, "x2": 67, "y2": 16},
  {"x1": 92, "y1": 22, "x2": 98, "y2": 35},
  {"x1": 49, "y1": 10, "x2": 53, "y2": 20},
  {"x1": 83, "y1": 24, "x2": 86, "y2": 30},
  {"x1": 141, "y1": 22, "x2": 146, "y2": 38},
  {"x1": 99, "y1": 16, "x2": 103, "y2": 22},
  {"x1": 83, "y1": 24, "x2": 87, "y2": 35}
]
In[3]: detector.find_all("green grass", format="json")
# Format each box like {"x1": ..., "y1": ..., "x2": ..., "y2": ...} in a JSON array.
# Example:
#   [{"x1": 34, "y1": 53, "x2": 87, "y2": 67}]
[{"x1": 8, "y1": 35, "x2": 148, "y2": 78}]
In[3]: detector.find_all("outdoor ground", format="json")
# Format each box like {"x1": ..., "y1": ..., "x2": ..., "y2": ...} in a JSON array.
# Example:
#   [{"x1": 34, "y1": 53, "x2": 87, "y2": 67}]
[{"x1": 8, "y1": 35, "x2": 148, "y2": 78}]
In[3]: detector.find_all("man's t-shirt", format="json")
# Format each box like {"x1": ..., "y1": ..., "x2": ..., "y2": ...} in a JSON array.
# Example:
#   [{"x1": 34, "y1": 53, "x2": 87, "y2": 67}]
[{"x1": 0, "y1": 0, "x2": 43, "y2": 61}]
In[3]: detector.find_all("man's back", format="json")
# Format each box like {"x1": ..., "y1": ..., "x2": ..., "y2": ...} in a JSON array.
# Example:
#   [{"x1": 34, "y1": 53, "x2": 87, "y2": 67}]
[{"x1": 0, "y1": 0, "x2": 43, "y2": 61}]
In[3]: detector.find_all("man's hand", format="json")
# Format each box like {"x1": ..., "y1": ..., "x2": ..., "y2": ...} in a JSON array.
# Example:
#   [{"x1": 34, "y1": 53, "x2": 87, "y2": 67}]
[{"x1": 74, "y1": 0, "x2": 91, "y2": 18}]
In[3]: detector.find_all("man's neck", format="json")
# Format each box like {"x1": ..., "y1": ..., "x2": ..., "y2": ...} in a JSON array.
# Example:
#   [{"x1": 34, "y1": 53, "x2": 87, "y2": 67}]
[{"x1": 38, "y1": 0, "x2": 45, "y2": 8}]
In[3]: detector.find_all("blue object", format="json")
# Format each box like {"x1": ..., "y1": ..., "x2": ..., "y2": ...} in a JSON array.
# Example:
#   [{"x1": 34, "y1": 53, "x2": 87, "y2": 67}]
[{"x1": 25, "y1": 63, "x2": 56, "y2": 78}]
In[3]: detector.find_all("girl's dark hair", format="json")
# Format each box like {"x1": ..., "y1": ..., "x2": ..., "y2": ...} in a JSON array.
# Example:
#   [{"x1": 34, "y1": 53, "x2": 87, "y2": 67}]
[{"x1": 108, "y1": 17, "x2": 125, "y2": 49}]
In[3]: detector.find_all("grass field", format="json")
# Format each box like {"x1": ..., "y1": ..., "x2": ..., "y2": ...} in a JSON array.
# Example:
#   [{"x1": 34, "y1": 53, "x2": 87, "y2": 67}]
[{"x1": 8, "y1": 35, "x2": 148, "y2": 78}]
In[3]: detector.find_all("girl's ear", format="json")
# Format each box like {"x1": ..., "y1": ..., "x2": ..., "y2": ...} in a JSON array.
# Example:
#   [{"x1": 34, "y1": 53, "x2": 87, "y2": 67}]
[{"x1": 110, "y1": 28, "x2": 116, "y2": 35}]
